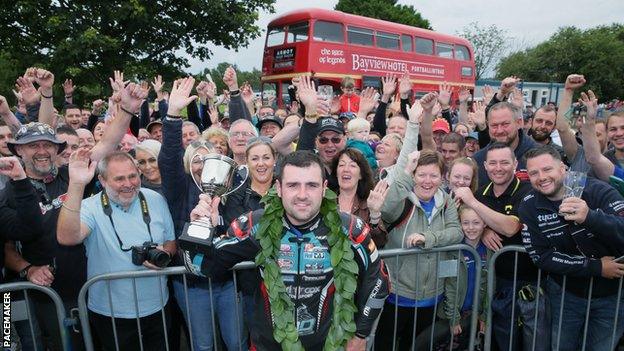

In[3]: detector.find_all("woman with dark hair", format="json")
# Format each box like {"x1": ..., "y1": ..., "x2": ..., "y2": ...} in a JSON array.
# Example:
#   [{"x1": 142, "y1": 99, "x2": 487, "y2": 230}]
[{"x1": 331, "y1": 148, "x2": 389, "y2": 247}]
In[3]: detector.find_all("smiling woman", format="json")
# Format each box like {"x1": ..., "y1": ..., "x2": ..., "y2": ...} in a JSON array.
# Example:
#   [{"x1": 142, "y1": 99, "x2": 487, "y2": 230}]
[{"x1": 134, "y1": 139, "x2": 162, "y2": 195}]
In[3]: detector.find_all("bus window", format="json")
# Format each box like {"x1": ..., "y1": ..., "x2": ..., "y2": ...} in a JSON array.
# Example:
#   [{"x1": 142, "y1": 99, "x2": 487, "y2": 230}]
[
  {"x1": 267, "y1": 27, "x2": 285, "y2": 47},
  {"x1": 286, "y1": 22, "x2": 309, "y2": 43},
  {"x1": 376, "y1": 31, "x2": 400, "y2": 50},
  {"x1": 436, "y1": 43, "x2": 453, "y2": 58},
  {"x1": 313, "y1": 21, "x2": 344, "y2": 43},
  {"x1": 455, "y1": 45, "x2": 470, "y2": 60},
  {"x1": 347, "y1": 26, "x2": 374, "y2": 46},
  {"x1": 415, "y1": 37, "x2": 433, "y2": 55},
  {"x1": 401, "y1": 34, "x2": 413, "y2": 52}
]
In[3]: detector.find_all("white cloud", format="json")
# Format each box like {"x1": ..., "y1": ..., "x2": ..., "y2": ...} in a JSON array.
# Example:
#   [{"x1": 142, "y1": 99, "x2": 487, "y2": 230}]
[{"x1": 186, "y1": 0, "x2": 622, "y2": 73}]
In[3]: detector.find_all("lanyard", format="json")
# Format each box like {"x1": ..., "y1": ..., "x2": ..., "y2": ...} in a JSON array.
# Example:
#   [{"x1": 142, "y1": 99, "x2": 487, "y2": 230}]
[{"x1": 100, "y1": 190, "x2": 152, "y2": 252}]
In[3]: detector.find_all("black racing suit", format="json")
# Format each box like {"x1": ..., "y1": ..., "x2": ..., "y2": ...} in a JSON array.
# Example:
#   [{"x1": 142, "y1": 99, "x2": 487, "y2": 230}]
[{"x1": 199, "y1": 209, "x2": 390, "y2": 351}]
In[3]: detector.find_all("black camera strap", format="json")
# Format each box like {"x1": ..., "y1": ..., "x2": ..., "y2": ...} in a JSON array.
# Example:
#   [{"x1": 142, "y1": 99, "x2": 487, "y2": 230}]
[{"x1": 101, "y1": 190, "x2": 153, "y2": 252}]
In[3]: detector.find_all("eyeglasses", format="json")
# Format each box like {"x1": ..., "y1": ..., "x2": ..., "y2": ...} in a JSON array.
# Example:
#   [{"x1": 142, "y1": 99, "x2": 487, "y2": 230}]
[
  {"x1": 231, "y1": 131, "x2": 255, "y2": 138},
  {"x1": 137, "y1": 157, "x2": 157, "y2": 167},
  {"x1": 317, "y1": 136, "x2": 343, "y2": 145}
]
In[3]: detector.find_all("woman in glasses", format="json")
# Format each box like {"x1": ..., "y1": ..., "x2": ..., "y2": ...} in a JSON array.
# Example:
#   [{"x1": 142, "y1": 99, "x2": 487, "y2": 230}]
[{"x1": 135, "y1": 139, "x2": 163, "y2": 194}]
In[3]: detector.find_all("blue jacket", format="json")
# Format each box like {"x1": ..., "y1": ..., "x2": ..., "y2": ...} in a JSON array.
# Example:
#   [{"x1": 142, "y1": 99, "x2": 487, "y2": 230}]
[
  {"x1": 519, "y1": 177, "x2": 624, "y2": 298},
  {"x1": 158, "y1": 117, "x2": 202, "y2": 238}
]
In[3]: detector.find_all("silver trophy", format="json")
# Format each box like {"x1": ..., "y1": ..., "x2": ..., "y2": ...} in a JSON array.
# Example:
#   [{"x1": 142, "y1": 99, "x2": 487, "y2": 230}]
[{"x1": 179, "y1": 154, "x2": 247, "y2": 276}]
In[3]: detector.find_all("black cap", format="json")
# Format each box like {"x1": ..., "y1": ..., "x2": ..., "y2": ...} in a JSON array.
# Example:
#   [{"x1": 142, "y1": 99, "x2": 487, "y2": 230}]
[
  {"x1": 256, "y1": 115, "x2": 283, "y2": 130},
  {"x1": 8, "y1": 122, "x2": 66, "y2": 155},
  {"x1": 317, "y1": 117, "x2": 345, "y2": 135}
]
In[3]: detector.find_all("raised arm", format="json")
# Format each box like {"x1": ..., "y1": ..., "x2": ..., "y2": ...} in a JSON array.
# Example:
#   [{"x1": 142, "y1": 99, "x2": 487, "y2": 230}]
[
  {"x1": 458, "y1": 85, "x2": 471, "y2": 125},
  {"x1": 453, "y1": 186, "x2": 522, "y2": 237},
  {"x1": 420, "y1": 91, "x2": 438, "y2": 151},
  {"x1": 57, "y1": 149, "x2": 96, "y2": 245},
  {"x1": 90, "y1": 77, "x2": 148, "y2": 162},
  {"x1": 579, "y1": 90, "x2": 614, "y2": 181},
  {"x1": 272, "y1": 122, "x2": 300, "y2": 156},
  {"x1": 0, "y1": 96, "x2": 21, "y2": 134},
  {"x1": 556, "y1": 74, "x2": 586, "y2": 161},
  {"x1": 34, "y1": 68, "x2": 56, "y2": 128},
  {"x1": 295, "y1": 76, "x2": 320, "y2": 151}
]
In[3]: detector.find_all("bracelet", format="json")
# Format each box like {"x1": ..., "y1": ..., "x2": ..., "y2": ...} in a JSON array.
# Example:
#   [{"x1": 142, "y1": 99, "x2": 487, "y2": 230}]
[
  {"x1": 305, "y1": 113, "x2": 319, "y2": 119},
  {"x1": 166, "y1": 114, "x2": 181, "y2": 119},
  {"x1": 119, "y1": 106, "x2": 136, "y2": 116},
  {"x1": 229, "y1": 89, "x2": 240, "y2": 96},
  {"x1": 40, "y1": 91, "x2": 52, "y2": 99},
  {"x1": 62, "y1": 203, "x2": 80, "y2": 213}
]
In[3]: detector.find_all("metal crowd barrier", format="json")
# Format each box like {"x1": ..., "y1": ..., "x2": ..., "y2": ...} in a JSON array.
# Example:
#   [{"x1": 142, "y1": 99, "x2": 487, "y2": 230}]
[
  {"x1": 378, "y1": 244, "x2": 483, "y2": 351},
  {"x1": 0, "y1": 281, "x2": 72, "y2": 351},
  {"x1": 484, "y1": 245, "x2": 624, "y2": 351}
]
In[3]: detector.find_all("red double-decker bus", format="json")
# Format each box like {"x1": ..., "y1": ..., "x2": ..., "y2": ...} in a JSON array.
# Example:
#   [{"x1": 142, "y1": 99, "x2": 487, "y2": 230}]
[{"x1": 261, "y1": 8, "x2": 475, "y2": 107}]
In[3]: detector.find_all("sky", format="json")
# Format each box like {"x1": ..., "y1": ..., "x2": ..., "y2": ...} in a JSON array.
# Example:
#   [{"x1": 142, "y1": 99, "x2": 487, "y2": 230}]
[{"x1": 185, "y1": 0, "x2": 622, "y2": 74}]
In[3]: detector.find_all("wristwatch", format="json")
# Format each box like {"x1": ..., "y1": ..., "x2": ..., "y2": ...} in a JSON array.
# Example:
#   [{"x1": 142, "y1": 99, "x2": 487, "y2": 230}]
[{"x1": 19, "y1": 265, "x2": 32, "y2": 279}]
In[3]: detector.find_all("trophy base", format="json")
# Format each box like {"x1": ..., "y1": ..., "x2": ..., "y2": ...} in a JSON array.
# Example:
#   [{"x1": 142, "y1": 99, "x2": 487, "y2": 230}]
[{"x1": 178, "y1": 221, "x2": 215, "y2": 256}]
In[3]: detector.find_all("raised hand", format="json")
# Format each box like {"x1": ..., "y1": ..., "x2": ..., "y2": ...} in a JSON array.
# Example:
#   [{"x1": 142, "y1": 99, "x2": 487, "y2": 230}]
[
  {"x1": 167, "y1": 77, "x2": 197, "y2": 116},
  {"x1": 438, "y1": 82, "x2": 452, "y2": 109},
  {"x1": 140, "y1": 80, "x2": 151, "y2": 96},
  {"x1": 68, "y1": 149, "x2": 97, "y2": 186},
  {"x1": 0, "y1": 96, "x2": 12, "y2": 117},
  {"x1": 482, "y1": 85, "x2": 495, "y2": 105},
  {"x1": 109, "y1": 70, "x2": 125, "y2": 93},
  {"x1": 381, "y1": 73, "x2": 397, "y2": 99},
  {"x1": 0, "y1": 157, "x2": 27, "y2": 180},
  {"x1": 398, "y1": 70, "x2": 412, "y2": 97},
  {"x1": 419, "y1": 92, "x2": 438, "y2": 112},
  {"x1": 208, "y1": 104, "x2": 219, "y2": 125},
  {"x1": 405, "y1": 150, "x2": 420, "y2": 175},
  {"x1": 358, "y1": 87, "x2": 377, "y2": 116},
  {"x1": 367, "y1": 180, "x2": 389, "y2": 215},
  {"x1": 499, "y1": 76, "x2": 520, "y2": 97},
  {"x1": 152, "y1": 75, "x2": 164, "y2": 93},
  {"x1": 510, "y1": 87, "x2": 524, "y2": 109},
  {"x1": 120, "y1": 82, "x2": 150, "y2": 114},
  {"x1": 565, "y1": 74, "x2": 586, "y2": 91},
  {"x1": 297, "y1": 76, "x2": 318, "y2": 115},
  {"x1": 579, "y1": 90, "x2": 598, "y2": 122},
  {"x1": 62, "y1": 78, "x2": 75, "y2": 97},
  {"x1": 222, "y1": 66, "x2": 239, "y2": 91},
  {"x1": 406, "y1": 100, "x2": 423, "y2": 123},
  {"x1": 196, "y1": 81, "x2": 209, "y2": 104},
  {"x1": 91, "y1": 99, "x2": 106, "y2": 116},
  {"x1": 16, "y1": 76, "x2": 40, "y2": 105},
  {"x1": 241, "y1": 83, "x2": 254, "y2": 105},
  {"x1": 458, "y1": 86, "x2": 471, "y2": 104},
  {"x1": 472, "y1": 100, "x2": 486, "y2": 130}
]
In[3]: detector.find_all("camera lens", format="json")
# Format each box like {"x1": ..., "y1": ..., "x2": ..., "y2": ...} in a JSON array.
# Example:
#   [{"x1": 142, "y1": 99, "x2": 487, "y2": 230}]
[{"x1": 148, "y1": 248, "x2": 171, "y2": 268}]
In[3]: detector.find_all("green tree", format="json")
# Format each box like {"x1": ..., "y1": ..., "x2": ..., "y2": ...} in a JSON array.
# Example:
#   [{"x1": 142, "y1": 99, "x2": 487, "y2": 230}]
[
  {"x1": 0, "y1": 0, "x2": 275, "y2": 106},
  {"x1": 497, "y1": 24, "x2": 624, "y2": 100},
  {"x1": 335, "y1": 0, "x2": 431, "y2": 29},
  {"x1": 457, "y1": 22, "x2": 510, "y2": 80}
]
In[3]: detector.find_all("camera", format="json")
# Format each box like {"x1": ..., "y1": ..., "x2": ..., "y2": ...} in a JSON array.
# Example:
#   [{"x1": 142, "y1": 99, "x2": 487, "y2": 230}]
[
  {"x1": 572, "y1": 104, "x2": 587, "y2": 118},
  {"x1": 131, "y1": 242, "x2": 171, "y2": 268}
]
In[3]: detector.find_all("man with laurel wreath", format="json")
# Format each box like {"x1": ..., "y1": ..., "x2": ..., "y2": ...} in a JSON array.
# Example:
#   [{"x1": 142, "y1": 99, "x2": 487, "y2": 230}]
[{"x1": 189, "y1": 151, "x2": 389, "y2": 351}]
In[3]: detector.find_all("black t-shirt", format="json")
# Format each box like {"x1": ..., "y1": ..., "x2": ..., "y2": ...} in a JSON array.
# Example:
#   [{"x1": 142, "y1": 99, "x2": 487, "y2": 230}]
[
  {"x1": 0, "y1": 166, "x2": 89, "y2": 301},
  {"x1": 475, "y1": 178, "x2": 539, "y2": 282}
]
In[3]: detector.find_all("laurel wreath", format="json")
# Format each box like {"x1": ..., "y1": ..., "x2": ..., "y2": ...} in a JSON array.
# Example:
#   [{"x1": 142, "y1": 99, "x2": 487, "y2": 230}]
[{"x1": 254, "y1": 187, "x2": 359, "y2": 350}]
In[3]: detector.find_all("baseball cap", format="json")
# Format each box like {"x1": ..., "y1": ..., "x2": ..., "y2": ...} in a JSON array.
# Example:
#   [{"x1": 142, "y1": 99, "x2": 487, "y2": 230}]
[
  {"x1": 317, "y1": 117, "x2": 345, "y2": 135},
  {"x1": 432, "y1": 118, "x2": 450, "y2": 134},
  {"x1": 146, "y1": 120, "x2": 163, "y2": 133},
  {"x1": 256, "y1": 115, "x2": 283, "y2": 130},
  {"x1": 8, "y1": 122, "x2": 66, "y2": 155}
]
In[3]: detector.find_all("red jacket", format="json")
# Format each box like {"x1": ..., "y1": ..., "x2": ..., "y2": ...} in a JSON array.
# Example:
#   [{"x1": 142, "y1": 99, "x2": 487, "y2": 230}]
[{"x1": 339, "y1": 93, "x2": 360, "y2": 113}]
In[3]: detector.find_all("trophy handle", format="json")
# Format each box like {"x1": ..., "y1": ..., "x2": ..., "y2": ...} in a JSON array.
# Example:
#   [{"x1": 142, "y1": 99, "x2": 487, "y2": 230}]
[{"x1": 222, "y1": 165, "x2": 249, "y2": 197}]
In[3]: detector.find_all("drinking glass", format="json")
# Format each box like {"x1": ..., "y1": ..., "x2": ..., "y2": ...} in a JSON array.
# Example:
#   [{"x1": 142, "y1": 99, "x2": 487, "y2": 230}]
[{"x1": 563, "y1": 171, "x2": 587, "y2": 199}]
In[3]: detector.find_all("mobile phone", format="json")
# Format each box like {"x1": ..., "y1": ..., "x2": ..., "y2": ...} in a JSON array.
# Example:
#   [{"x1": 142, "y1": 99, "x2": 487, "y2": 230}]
[
  {"x1": 614, "y1": 255, "x2": 624, "y2": 263},
  {"x1": 206, "y1": 74, "x2": 214, "y2": 83}
]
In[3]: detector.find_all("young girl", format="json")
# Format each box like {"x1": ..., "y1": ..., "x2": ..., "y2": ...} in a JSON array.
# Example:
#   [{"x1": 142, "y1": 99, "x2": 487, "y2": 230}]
[{"x1": 414, "y1": 205, "x2": 488, "y2": 350}]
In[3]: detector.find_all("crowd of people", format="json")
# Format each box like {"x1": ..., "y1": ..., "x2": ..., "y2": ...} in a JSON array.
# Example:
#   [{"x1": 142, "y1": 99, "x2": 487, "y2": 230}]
[{"x1": 0, "y1": 64, "x2": 623, "y2": 351}]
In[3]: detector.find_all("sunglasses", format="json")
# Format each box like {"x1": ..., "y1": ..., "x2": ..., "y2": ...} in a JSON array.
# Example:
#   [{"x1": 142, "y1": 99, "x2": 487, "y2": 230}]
[{"x1": 317, "y1": 136, "x2": 343, "y2": 145}]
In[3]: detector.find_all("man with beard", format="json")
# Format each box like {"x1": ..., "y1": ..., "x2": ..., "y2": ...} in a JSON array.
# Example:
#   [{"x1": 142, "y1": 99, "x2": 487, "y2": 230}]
[
  {"x1": 473, "y1": 102, "x2": 537, "y2": 186},
  {"x1": 0, "y1": 75, "x2": 147, "y2": 350},
  {"x1": 519, "y1": 145, "x2": 624, "y2": 351},
  {"x1": 528, "y1": 105, "x2": 567, "y2": 162}
]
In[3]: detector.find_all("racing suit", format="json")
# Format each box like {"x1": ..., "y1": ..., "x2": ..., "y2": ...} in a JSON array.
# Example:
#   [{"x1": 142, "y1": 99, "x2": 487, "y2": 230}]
[{"x1": 196, "y1": 209, "x2": 389, "y2": 351}]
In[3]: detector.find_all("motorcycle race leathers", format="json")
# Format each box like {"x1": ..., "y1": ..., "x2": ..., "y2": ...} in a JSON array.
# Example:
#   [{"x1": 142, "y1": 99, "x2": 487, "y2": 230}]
[{"x1": 199, "y1": 209, "x2": 390, "y2": 351}]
